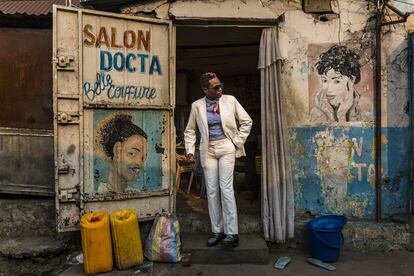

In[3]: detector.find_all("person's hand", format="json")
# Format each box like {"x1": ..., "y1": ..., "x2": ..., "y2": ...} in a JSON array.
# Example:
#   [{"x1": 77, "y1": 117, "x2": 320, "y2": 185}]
[{"x1": 186, "y1": 153, "x2": 196, "y2": 163}]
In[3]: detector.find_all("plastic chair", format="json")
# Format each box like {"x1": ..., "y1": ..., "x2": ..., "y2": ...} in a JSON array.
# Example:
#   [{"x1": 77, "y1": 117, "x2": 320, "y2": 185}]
[{"x1": 175, "y1": 154, "x2": 194, "y2": 192}]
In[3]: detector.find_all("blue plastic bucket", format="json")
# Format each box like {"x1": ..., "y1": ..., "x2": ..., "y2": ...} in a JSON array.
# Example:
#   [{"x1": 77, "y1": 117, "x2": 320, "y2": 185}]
[{"x1": 306, "y1": 215, "x2": 347, "y2": 262}]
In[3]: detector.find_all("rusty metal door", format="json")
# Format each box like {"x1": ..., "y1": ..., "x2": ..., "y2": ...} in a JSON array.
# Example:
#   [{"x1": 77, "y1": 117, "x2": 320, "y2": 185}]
[{"x1": 53, "y1": 5, "x2": 175, "y2": 232}]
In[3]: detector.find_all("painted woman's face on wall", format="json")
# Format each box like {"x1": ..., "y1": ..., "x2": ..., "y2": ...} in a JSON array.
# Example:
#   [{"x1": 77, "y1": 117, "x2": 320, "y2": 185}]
[
  {"x1": 321, "y1": 69, "x2": 353, "y2": 107},
  {"x1": 112, "y1": 134, "x2": 148, "y2": 182}
]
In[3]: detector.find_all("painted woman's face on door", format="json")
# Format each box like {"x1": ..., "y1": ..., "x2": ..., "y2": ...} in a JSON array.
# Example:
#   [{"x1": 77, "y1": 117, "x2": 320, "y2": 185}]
[
  {"x1": 112, "y1": 134, "x2": 148, "y2": 182},
  {"x1": 320, "y1": 69, "x2": 353, "y2": 107}
]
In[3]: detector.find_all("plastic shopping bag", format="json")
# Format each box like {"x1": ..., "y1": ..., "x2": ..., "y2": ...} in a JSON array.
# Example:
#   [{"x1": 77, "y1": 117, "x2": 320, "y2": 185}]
[{"x1": 144, "y1": 212, "x2": 182, "y2": 263}]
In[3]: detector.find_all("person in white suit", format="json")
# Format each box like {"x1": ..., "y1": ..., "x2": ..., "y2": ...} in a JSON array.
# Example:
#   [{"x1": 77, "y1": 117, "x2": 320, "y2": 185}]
[{"x1": 184, "y1": 72, "x2": 252, "y2": 247}]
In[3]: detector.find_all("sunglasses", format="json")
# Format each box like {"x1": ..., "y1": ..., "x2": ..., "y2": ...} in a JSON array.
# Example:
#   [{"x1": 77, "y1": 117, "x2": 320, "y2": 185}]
[{"x1": 211, "y1": 83, "x2": 224, "y2": 91}]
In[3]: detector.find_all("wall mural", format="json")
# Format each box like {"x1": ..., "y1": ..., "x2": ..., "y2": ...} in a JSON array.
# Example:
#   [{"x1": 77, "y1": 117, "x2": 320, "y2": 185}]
[
  {"x1": 292, "y1": 43, "x2": 377, "y2": 217},
  {"x1": 308, "y1": 44, "x2": 374, "y2": 124},
  {"x1": 93, "y1": 110, "x2": 166, "y2": 194}
]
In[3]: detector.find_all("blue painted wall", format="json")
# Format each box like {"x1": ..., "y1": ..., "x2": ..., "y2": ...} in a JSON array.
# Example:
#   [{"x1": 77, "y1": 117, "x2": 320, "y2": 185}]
[{"x1": 290, "y1": 126, "x2": 409, "y2": 219}]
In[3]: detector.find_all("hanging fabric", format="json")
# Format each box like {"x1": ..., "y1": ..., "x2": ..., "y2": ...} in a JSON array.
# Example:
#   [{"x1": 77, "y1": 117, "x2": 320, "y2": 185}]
[{"x1": 258, "y1": 27, "x2": 294, "y2": 243}]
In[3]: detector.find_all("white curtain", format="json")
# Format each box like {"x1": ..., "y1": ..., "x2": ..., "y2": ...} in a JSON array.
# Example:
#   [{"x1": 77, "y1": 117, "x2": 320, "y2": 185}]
[{"x1": 258, "y1": 27, "x2": 294, "y2": 243}]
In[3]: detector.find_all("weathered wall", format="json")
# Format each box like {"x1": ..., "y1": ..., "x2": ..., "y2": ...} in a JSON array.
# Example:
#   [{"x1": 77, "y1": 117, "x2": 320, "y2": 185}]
[
  {"x1": 0, "y1": 1, "x2": 410, "y2": 252},
  {"x1": 278, "y1": 0, "x2": 410, "y2": 219},
  {"x1": 0, "y1": 199, "x2": 56, "y2": 238},
  {"x1": 122, "y1": 0, "x2": 412, "y2": 220}
]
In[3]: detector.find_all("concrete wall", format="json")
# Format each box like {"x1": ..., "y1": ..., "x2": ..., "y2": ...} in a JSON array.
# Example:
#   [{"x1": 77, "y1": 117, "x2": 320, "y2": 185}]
[
  {"x1": 0, "y1": 199, "x2": 56, "y2": 238},
  {"x1": 123, "y1": 0, "x2": 413, "y2": 220},
  {"x1": 278, "y1": 0, "x2": 410, "y2": 219}
]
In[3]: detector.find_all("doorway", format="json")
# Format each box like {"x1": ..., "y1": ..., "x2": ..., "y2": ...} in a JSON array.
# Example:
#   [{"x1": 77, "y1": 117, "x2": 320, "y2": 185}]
[{"x1": 174, "y1": 26, "x2": 263, "y2": 220}]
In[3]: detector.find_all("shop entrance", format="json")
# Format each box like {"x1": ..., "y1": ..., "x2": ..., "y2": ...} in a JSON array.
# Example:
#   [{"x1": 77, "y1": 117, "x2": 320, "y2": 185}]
[{"x1": 174, "y1": 26, "x2": 262, "y2": 220}]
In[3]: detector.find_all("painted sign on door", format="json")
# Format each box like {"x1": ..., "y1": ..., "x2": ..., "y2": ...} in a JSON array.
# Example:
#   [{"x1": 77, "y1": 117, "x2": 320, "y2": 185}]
[
  {"x1": 53, "y1": 6, "x2": 174, "y2": 232},
  {"x1": 81, "y1": 14, "x2": 171, "y2": 107}
]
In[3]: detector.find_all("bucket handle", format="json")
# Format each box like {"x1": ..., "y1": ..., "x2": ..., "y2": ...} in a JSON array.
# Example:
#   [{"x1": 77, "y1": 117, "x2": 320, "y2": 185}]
[{"x1": 313, "y1": 231, "x2": 344, "y2": 249}]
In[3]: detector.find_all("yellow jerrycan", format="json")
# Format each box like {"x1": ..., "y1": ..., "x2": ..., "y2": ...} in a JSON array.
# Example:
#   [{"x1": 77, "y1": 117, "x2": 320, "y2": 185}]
[
  {"x1": 80, "y1": 211, "x2": 113, "y2": 275},
  {"x1": 110, "y1": 209, "x2": 144, "y2": 270}
]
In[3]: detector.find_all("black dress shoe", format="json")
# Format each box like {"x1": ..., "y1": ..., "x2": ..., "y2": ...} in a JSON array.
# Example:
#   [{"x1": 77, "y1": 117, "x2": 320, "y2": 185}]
[
  {"x1": 206, "y1": 233, "x2": 225, "y2": 247},
  {"x1": 222, "y1": 234, "x2": 239, "y2": 247}
]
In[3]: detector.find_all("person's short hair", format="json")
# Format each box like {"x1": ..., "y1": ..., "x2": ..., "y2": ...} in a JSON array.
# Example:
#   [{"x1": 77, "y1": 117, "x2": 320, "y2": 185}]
[
  {"x1": 200, "y1": 72, "x2": 218, "y2": 89},
  {"x1": 315, "y1": 45, "x2": 361, "y2": 84},
  {"x1": 101, "y1": 114, "x2": 147, "y2": 159}
]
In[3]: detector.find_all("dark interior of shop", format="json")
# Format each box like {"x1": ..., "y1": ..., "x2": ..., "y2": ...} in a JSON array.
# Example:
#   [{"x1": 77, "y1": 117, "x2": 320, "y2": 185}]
[{"x1": 175, "y1": 26, "x2": 263, "y2": 217}]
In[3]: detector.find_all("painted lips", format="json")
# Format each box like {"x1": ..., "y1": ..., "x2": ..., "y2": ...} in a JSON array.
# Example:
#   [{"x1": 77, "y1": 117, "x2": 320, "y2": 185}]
[{"x1": 129, "y1": 166, "x2": 140, "y2": 175}]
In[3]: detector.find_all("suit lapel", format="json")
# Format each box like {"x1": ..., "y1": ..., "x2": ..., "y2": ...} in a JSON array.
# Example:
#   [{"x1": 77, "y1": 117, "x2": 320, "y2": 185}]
[
  {"x1": 219, "y1": 96, "x2": 228, "y2": 128},
  {"x1": 199, "y1": 97, "x2": 208, "y2": 133}
]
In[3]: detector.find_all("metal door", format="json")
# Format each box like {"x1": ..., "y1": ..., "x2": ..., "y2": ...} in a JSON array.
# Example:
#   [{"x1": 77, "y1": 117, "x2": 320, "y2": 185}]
[{"x1": 53, "y1": 5, "x2": 175, "y2": 232}]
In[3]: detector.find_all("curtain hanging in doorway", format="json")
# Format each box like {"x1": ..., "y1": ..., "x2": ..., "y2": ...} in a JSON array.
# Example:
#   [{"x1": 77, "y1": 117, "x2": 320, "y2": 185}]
[{"x1": 258, "y1": 27, "x2": 294, "y2": 243}]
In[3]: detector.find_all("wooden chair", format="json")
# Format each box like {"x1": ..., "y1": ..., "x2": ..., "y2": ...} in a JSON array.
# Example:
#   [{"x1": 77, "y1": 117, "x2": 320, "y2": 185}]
[
  {"x1": 175, "y1": 153, "x2": 194, "y2": 192},
  {"x1": 186, "y1": 152, "x2": 206, "y2": 196}
]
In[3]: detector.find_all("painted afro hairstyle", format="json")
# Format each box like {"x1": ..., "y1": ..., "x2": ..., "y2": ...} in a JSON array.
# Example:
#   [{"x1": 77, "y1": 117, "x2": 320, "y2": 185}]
[
  {"x1": 315, "y1": 45, "x2": 361, "y2": 84},
  {"x1": 101, "y1": 114, "x2": 147, "y2": 159},
  {"x1": 200, "y1": 72, "x2": 218, "y2": 89}
]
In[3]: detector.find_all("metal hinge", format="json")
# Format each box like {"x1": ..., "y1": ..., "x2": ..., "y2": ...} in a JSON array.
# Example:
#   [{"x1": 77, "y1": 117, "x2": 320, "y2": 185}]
[
  {"x1": 58, "y1": 163, "x2": 76, "y2": 175},
  {"x1": 57, "y1": 112, "x2": 80, "y2": 124},
  {"x1": 55, "y1": 55, "x2": 75, "y2": 71},
  {"x1": 58, "y1": 188, "x2": 80, "y2": 202}
]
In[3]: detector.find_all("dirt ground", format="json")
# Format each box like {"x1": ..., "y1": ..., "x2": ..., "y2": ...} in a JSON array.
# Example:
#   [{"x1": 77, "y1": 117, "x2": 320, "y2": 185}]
[{"x1": 61, "y1": 246, "x2": 414, "y2": 276}]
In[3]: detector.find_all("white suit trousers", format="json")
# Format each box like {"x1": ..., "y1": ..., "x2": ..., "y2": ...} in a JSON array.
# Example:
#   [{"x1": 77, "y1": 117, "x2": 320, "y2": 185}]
[{"x1": 201, "y1": 138, "x2": 238, "y2": 235}]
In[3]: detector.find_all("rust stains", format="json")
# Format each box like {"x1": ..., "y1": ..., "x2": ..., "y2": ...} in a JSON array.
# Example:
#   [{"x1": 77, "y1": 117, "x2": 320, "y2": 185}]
[{"x1": 67, "y1": 144, "x2": 76, "y2": 155}]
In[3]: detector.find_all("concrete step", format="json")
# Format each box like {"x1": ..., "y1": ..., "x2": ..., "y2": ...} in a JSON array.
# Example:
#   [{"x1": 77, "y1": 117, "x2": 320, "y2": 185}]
[
  {"x1": 177, "y1": 213, "x2": 262, "y2": 234},
  {"x1": 181, "y1": 234, "x2": 269, "y2": 264},
  {"x1": 0, "y1": 236, "x2": 73, "y2": 275},
  {"x1": 0, "y1": 236, "x2": 69, "y2": 259}
]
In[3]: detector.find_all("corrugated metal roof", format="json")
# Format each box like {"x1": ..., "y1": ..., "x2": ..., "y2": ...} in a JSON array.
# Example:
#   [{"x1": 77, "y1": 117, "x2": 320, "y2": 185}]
[{"x1": 0, "y1": 0, "x2": 80, "y2": 16}]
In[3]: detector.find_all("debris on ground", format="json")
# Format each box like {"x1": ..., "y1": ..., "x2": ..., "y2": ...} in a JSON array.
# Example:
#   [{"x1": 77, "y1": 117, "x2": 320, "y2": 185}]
[
  {"x1": 306, "y1": 257, "x2": 336, "y2": 271},
  {"x1": 273, "y1": 256, "x2": 291, "y2": 270},
  {"x1": 65, "y1": 251, "x2": 83, "y2": 265},
  {"x1": 127, "y1": 260, "x2": 153, "y2": 276}
]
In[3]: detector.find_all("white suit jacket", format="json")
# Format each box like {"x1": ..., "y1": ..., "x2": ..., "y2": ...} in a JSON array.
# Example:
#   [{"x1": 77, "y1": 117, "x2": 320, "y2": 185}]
[{"x1": 184, "y1": 95, "x2": 253, "y2": 159}]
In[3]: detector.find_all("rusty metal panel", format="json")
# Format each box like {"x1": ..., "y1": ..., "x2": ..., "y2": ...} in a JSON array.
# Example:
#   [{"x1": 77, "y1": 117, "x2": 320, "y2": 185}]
[
  {"x1": 0, "y1": 128, "x2": 54, "y2": 196},
  {"x1": 0, "y1": 28, "x2": 53, "y2": 130},
  {"x1": 54, "y1": 5, "x2": 174, "y2": 232},
  {"x1": 0, "y1": 0, "x2": 76, "y2": 16}
]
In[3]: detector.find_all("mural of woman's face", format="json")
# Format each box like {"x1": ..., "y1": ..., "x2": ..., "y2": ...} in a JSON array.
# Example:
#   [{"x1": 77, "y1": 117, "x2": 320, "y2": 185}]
[
  {"x1": 112, "y1": 134, "x2": 148, "y2": 183},
  {"x1": 321, "y1": 69, "x2": 354, "y2": 107}
]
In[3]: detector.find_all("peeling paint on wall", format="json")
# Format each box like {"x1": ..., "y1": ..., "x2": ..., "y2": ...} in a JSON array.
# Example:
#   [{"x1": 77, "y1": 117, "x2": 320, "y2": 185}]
[
  {"x1": 290, "y1": 126, "x2": 408, "y2": 218},
  {"x1": 281, "y1": 0, "x2": 410, "y2": 218},
  {"x1": 118, "y1": 0, "x2": 411, "y2": 219},
  {"x1": 314, "y1": 129, "x2": 350, "y2": 211}
]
